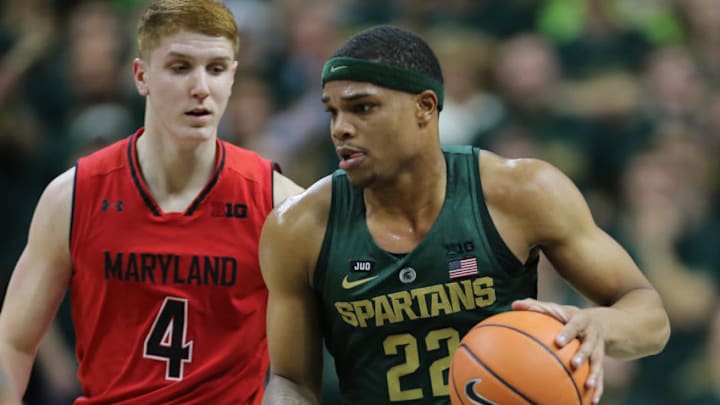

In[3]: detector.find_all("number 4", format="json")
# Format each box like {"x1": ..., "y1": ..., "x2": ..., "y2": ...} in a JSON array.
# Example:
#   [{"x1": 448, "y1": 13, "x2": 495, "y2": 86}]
[{"x1": 143, "y1": 297, "x2": 193, "y2": 380}]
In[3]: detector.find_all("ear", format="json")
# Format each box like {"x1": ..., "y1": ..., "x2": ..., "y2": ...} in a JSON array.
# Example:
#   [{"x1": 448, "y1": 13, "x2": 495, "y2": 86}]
[
  {"x1": 228, "y1": 60, "x2": 239, "y2": 92},
  {"x1": 133, "y1": 58, "x2": 149, "y2": 96},
  {"x1": 416, "y1": 89, "x2": 438, "y2": 128}
]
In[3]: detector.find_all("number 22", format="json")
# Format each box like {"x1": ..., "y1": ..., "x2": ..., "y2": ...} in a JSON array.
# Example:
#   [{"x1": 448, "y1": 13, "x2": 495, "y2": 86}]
[
  {"x1": 384, "y1": 328, "x2": 460, "y2": 401},
  {"x1": 143, "y1": 297, "x2": 194, "y2": 380}
]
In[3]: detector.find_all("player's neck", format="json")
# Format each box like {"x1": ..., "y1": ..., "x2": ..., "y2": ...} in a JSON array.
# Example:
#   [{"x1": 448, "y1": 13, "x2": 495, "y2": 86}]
[
  {"x1": 364, "y1": 152, "x2": 447, "y2": 224},
  {"x1": 363, "y1": 157, "x2": 446, "y2": 252},
  {"x1": 135, "y1": 130, "x2": 218, "y2": 205}
]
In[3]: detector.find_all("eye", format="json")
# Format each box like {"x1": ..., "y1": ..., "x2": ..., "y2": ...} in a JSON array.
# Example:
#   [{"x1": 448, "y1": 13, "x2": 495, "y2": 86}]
[
  {"x1": 170, "y1": 63, "x2": 189, "y2": 73},
  {"x1": 209, "y1": 64, "x2": 227, "y2": 74},
  {"x1": 352, "y1": 103, "x2": 374, "y2": 114}
]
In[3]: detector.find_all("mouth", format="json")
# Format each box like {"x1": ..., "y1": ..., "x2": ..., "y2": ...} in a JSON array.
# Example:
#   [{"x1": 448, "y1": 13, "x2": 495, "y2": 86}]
[
  {"x1": 336, "y1": 145, "x2": 366, "y2": 170},
  {"x1": 336, "y1": 145, "x2": 365, "y2": 160},
  {"x1": 185, "y1": 107, "x2": 212, "y2": 118}
]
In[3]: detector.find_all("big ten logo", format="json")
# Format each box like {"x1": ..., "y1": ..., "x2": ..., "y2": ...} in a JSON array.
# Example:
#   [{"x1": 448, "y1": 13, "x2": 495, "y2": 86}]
[
  {"x1": 445, "y1": 241, "x2": 475, "y2": 257},
  {"x1": 211, "y1": 202, "x2": 248, "y2": 218}
]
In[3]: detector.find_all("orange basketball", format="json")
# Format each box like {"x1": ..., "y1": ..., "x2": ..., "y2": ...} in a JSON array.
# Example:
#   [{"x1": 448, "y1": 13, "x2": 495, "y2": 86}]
[{"x1": 449, "y1": 311, "x2": 592, "y2": 405}]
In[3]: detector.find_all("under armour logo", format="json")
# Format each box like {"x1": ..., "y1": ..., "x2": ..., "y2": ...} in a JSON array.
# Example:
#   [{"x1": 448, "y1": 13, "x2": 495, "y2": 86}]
[{"x1": 101, "y1": 199, "x2": 124, "y2": 212}]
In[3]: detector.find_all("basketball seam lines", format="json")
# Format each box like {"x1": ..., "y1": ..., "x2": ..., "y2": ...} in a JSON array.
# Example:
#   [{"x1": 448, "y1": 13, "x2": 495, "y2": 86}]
[
  {"x1": 450, "y1": 360, "x2": 468, "y2": 405},
  {"x1": 475, "y1": 323, "x2": 584, "y2": 405},
  {"x1": 459, "y1": 344, "x2": 536, "y2": 405}
]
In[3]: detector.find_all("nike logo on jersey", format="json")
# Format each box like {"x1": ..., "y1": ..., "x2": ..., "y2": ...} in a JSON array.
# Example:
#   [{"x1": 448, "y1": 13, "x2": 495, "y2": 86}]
[{"x1": 342, "y1": 275, "x2": 378, "y2": 289}]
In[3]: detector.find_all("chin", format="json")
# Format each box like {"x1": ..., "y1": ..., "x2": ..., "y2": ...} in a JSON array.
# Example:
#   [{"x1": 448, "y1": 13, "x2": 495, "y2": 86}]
[
  {"x1": 346, "y1": 172, "x2": 375, "y2": 189},
  {"x1": 176, "y1": 126, "x2": 216, "y2": 142}
]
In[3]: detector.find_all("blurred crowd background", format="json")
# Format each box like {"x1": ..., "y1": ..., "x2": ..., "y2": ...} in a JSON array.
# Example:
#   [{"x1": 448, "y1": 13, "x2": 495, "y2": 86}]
[{"x1": 0, "y1": 0, "x2": 719, "y2": 404}]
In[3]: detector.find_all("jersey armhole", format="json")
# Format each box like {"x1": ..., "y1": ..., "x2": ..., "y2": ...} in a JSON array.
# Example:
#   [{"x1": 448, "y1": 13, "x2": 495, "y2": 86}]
[
  {"x1": 473, "y1": 150, "x2": 533, "y2": 274},
  {"x1": 312, "y1": 174, "x2": 339, "y2": 290},
  {"x1": 270, "y1": 161, "x2": 281, "y2": 208},
  {"x1": 69, "y1": 160, "x2": 80, "y2": 251},
  {"x1": 271, "y1": 161, "x2": 282, "y2": 174}
]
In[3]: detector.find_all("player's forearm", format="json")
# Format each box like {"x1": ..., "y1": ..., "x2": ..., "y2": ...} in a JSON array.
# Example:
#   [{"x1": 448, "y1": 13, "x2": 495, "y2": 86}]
[
  {"x1": 262, "y1": 374, "x2": 320, "y2": 405},
  {"x1": 0, "y1": 364, "x2": 22, "y2": 405},
  {"x1": 0, "y1": 342, "x2": 35, "y2": 402},
  {"x1": 0, "y1": 386, "x2": 21, "y2": 405},
  {"x1": 597, "y1": 287, "x2": 670, "y2": 360},
  {"x1": 0, "y1": 366, "x2": 18, "y2": 405}
]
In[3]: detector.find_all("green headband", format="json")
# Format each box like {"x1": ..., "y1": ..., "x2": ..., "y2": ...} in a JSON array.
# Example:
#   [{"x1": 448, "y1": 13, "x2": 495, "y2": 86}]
[{"x1": 321, "y1": 57, "x2": 444, "y2": 110}]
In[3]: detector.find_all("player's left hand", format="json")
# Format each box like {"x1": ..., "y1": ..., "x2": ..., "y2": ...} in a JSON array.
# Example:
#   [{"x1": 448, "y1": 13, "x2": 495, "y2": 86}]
[{"x1": 512, "y1": 298, "x2": 605, "y2": 405}]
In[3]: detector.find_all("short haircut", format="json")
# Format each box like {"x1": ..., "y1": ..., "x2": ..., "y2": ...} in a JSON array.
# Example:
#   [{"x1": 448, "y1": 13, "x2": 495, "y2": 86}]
[
  {"x1": 331, "y1": 25, "x2": 444, "y2": 85},
  {"x1": 137, "y1": 0, "x2": 239, "y2": 59}
]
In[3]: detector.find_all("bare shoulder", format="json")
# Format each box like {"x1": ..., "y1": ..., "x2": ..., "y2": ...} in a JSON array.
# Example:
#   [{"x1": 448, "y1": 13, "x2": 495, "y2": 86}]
[
  {"x1": 480, "y1": 150, "x2": 585, "y2": 207},
  {"x1": 37, "y1": 167, "x2": 76, "y2": 223},
  {"x1": 266, "y1": 175, "x2": 333, "y2": 234},
  {"x1": 260, "y1": 175, "x2": 333, "y2": 284},
  {"x1": 478, "y1": 150, "x2": 594, "y2": 244},
  {"x1": 272, "y1": 171, "x2": 305, "y2": 207},
  {"x1": 261, "y1": 176, "x2": 332, "y2": 253},
  {"x1": 18, "y1": 166, "x2": 76, "y2": 279}
]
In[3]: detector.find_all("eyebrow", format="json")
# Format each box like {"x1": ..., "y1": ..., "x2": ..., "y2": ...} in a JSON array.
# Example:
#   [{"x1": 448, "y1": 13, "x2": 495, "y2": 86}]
[
  {"x1": 165, "y1": 51, "x2": 233, "y2": 62},
  {"x1": 321, "y1": 92, "x2": 373, "y2": 103}
]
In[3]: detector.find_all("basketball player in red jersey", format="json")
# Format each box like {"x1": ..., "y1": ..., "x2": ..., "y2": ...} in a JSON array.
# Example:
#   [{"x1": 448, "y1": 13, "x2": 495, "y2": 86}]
[{"x1": 0, "y1": 1, "x2": 303, "y2": 404}]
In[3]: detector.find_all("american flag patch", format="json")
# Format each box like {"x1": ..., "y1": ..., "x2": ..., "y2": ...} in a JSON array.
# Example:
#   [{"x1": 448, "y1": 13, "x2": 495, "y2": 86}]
[{"x1": 448, "y1": 257, "x2": 478, "y2": 279}]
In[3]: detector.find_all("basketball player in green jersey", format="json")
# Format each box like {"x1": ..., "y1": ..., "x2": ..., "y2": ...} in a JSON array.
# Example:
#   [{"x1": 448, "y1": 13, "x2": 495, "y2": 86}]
[{"x1": 259, "y1": 25, "x2": 670, "y2": 405}]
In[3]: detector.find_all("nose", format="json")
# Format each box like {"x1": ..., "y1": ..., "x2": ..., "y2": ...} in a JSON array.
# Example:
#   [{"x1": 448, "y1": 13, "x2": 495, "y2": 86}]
[
  {"x1": 330, "y1": 113, "x2": 354, "y2": 142},
  {"x1": 190, "y1": 69, "x2": 210, "y2": 100}
]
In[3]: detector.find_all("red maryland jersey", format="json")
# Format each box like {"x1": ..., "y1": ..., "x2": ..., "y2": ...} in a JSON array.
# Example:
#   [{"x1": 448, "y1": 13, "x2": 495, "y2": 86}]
[{"x1": 69, "y1": 129, "x2": 277, "y2": 404}]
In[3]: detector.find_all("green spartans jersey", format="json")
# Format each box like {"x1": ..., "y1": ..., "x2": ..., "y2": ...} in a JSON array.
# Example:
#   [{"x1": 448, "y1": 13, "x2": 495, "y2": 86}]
[{"x1": 314, "y1": 145, "x2": 539, "y2": 405}]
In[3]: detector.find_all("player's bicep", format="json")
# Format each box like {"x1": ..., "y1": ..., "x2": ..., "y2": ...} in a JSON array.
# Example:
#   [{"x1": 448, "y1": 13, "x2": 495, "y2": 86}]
[
  {"x1": 0, "y1": 170, "x2": 73, "y2": 354},
  {"x1": 523, "y1": 162, "x2": 652, "y2": 305},
  {"x1": 265, "y1": 276, "x2": 322, "y2": 390},
  {"x1": 259, "y1": 210, "x2": 323, "y2": 395},
  {"x1": 542, "y1": 218, "x2": 652, "y2": 306}
]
